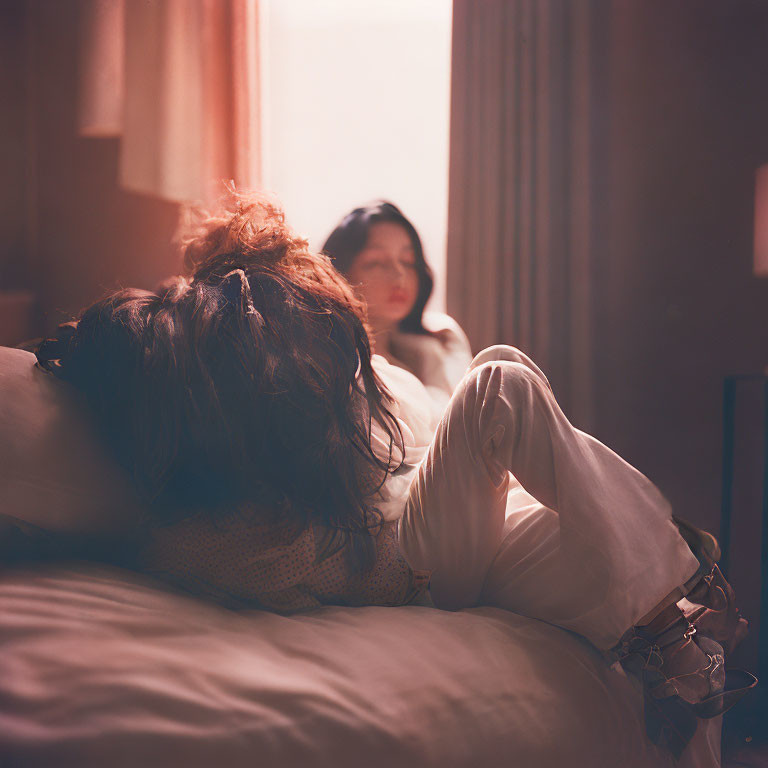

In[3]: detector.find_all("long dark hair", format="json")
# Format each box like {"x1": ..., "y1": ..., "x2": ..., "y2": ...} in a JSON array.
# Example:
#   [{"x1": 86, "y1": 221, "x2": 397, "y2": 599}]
[
  {"x1": 35, "y1": 193, "x2": 403, "y2": 571},
  {"x1": 322, "y1": 201, "x2": 434, "y2": 334}
]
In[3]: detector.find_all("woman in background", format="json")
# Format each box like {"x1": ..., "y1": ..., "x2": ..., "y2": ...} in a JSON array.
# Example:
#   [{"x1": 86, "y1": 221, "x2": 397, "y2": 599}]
[{"x1": 323, "y1": 202, "x2": 471, "y2": 412}]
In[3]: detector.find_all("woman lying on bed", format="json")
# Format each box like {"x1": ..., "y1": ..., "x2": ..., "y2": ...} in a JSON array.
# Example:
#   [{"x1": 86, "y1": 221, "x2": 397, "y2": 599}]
[
  {"x1": 323, "y1": 202, "x2": 471, "y2": 412},
  {"x1": 35, "y1": 192, "x2": 749, "y2": 758}
]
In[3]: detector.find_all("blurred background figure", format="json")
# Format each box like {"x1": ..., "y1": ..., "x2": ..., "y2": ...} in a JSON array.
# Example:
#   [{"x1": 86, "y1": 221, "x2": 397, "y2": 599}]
[{"x1": 323, "y1": 201, "x2": 471, "y2": 408}]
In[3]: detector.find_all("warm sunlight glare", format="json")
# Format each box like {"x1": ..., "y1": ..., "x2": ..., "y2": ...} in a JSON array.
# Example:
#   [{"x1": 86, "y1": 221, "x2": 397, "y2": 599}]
[{"x1": 260, "y1": 0, "x2": 452, "y2": 310}]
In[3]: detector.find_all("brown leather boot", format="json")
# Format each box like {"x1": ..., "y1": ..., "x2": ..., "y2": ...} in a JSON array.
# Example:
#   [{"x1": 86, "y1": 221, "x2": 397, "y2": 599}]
[
  {"x1": 613, "y1": 517, "x2": 757, "y2": 758},
  {"x1": 616, "y1": 606, "x2": 755, "y2": 759},
  {"x1": 673, "y1": 515, "x2": 749, "y2": 655},
  {"x1": 638, "y1": 604, "x2": 721, "y2": 705}
]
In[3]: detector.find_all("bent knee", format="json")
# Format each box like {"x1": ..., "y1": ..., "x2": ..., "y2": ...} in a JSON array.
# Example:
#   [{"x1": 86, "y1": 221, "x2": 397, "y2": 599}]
[
  {"x1": 469, "y1": 346, "x2": 551, "y2": 393},
  {"x1": 470, "y1": 344, "x2": 529, "y2": 370},
  {"x1": 455, "y1": 360, "x2": 548, "y2": 417},
  {"x1": 469, "y1": 359, "x2": 543, "y2": 388}
]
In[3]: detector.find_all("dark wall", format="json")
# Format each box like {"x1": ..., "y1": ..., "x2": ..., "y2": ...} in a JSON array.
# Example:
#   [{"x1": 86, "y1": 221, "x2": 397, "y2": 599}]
[
  {"x1": 594, "y1": 0, "x2": 768, "y2": 669},
  {"x1": 0, "y1": 0, "x2": 29, "y2": 290},
  {"x1": 17, "y1": 0, "x2": 181, "y2": 334},
  {"x1": 597, "y1": 0, "x2": 768, "y2": 523}
]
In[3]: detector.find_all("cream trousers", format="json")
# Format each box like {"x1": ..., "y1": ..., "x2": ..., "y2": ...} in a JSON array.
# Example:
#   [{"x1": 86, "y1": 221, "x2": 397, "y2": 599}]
[{"x1": 398, "y1": 346, "x2": 700, "y2": 651}]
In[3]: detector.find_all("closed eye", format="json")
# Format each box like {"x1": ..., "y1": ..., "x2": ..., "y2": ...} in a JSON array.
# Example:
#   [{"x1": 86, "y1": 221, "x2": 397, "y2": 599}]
[{"x1": 360, "y1": 259, "x2": 388, "y2": 270}]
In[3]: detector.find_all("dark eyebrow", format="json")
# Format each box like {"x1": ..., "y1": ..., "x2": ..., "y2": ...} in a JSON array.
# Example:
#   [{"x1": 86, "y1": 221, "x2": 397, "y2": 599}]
[{"x1": 364, "y1": 241, "x2": 414, "y2": 252}]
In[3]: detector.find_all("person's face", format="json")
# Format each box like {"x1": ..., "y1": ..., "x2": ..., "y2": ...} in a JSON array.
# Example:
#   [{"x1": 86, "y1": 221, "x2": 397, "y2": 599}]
[{"x1": 346, "y1": 222, "x2": 420, "y2": 331}]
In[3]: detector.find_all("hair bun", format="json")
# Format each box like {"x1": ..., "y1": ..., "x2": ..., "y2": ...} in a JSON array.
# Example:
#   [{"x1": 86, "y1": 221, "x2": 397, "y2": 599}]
[
  {"x1": 156, "y1": 275, "x2": 191, "y2": 303},
  {"x1": 35, "y1": 321, "x2": 79, "y2": 376},
  {"x1": 178, "y1": 190, "x2": 308, "y2": 280}
]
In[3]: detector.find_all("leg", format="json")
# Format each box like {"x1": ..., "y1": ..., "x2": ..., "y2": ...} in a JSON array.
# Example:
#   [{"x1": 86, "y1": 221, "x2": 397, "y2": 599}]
[{"x1": 399, "y1": 345, "x2": 699, "y2": 650}]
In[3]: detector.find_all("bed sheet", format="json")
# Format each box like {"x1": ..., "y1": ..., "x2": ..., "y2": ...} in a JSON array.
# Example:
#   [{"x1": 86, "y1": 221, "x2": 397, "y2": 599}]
[{"x1": 0, "y1": 563, "x2": 719, "y2": 768}]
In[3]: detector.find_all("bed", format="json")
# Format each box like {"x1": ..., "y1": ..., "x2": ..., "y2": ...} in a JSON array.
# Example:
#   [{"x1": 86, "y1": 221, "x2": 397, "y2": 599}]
[{"x1": 0, "y1": 346, "x2": 721, "y2": 767}]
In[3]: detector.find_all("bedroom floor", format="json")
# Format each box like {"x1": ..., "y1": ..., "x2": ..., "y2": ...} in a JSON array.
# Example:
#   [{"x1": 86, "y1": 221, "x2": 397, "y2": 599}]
[{"x1": 722, "y1": 698, "x2": 768, "y2": 768}]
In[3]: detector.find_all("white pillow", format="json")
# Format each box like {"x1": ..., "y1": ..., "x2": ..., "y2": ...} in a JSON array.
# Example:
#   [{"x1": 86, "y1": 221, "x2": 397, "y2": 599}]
[{"x1": 0, "y1": 346, "x2": 142, "y2": 534}]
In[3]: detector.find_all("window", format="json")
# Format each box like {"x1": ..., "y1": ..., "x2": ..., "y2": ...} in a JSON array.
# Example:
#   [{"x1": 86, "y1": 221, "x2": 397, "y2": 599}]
[{"x1": 260, "y1": 0, "x2": 452, "y2": 310}]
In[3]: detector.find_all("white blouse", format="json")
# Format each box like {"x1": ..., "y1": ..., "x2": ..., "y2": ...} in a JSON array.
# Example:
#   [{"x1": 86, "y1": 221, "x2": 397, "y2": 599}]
[
  {"x1": 388, "y1": 311, "x2": 473, "y2": 420},
  {"x1": 367, "y1": 311, "x2": 472, "y2": 524}
]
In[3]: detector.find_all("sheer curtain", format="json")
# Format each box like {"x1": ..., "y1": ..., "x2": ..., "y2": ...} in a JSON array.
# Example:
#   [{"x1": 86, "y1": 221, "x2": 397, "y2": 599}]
[
  {"x1": 78, "y1": 0, "x2": 261, "y2": 202},
  {"x1": 447, "y1": 0, "x2": 604, "y2": 427}
]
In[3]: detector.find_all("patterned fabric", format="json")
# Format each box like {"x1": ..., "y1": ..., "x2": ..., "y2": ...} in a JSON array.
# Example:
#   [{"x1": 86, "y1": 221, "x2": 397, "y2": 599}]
[{"x1": 138, "y1": 512, "x2": 430, "y2": 612}]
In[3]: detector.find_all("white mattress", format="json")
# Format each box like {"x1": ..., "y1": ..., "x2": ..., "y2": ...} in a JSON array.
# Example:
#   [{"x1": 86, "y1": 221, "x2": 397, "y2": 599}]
[{"x1": 0, "y1": 563, "x2": 719, "y2": 768}]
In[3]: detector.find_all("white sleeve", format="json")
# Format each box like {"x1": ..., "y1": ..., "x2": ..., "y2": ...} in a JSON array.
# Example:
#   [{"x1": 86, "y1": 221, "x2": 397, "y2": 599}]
[
  {"x1": 389, "y1": 312, "x2": 473, "y2": 407},
  {"x1": 367, "y1": 355, "x2": 434, "y2": 521},
  {"x1": 421, "y1": 311, "x2": 473, "y2": 392}
]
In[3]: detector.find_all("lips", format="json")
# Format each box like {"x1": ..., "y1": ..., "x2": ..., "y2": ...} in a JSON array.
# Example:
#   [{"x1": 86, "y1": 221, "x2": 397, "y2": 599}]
[{"x1": 388, "y1": 290, "x2": 410, "y2": 304}]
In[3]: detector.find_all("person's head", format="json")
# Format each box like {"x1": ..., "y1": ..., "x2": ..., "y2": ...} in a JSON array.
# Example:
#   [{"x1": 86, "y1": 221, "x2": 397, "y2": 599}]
[
  {"x1": 322, "y1": 202, "x2": 433, "y2": 335},
  {"x1": 36, "y1": 192, "x2": 402, "y2": 569}
]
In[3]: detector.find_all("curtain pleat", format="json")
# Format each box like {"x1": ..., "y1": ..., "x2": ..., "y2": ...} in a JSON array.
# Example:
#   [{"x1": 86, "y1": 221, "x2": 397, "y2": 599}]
[
  {"x1": 78, "y1": 0, "x2": 124, "y2": 137},
  {"x1": 78, "y1": 0, "x2": 261, "y2": 203},
  {"x1": 447, "y1": 0, "x2": 598, "y2": 426}
]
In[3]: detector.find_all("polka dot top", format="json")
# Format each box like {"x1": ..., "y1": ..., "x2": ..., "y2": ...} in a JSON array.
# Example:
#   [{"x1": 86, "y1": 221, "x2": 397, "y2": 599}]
[{"x1": 138, "y1": 511, "x2": 431, "y2": 612}]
